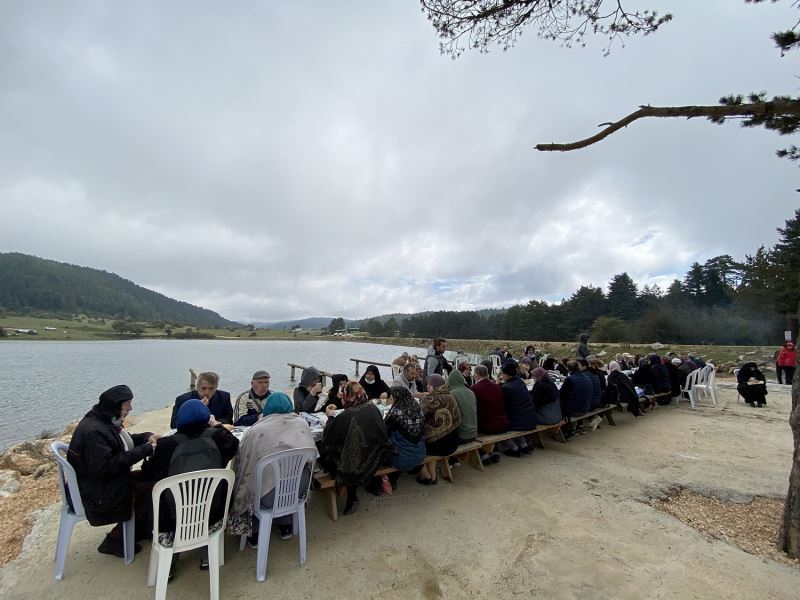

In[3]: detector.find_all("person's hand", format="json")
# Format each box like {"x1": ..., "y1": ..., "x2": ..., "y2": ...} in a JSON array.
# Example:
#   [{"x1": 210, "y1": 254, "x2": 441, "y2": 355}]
[
  {"x1": 208, "y1": 415, "x2": 220, "y2": 427},
  {"x1": 325, "y1": 404, "x2": 337, "y2": 417},
  {"x1": 147, "y1": 433, "x2": 160, "y2": 445},
  {"x1": 311, "y1": 382, "x2": 323, "y2": 395},
  {"x1": 379, "y1": 392, "x2": 388, "y2": 400},
  {"x1": 199, "y1": 395, "x2": 210, "y2": 406}
]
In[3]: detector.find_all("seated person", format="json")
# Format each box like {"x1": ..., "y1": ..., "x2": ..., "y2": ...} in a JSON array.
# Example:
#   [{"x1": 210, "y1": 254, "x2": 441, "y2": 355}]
[
  {"x1": 559, "y1": 360, "x2": 593, "y2": 417},
  {"x1": 737, "y1": 362, "x2": 768, "y2": 407},
  {"x1": 530, "y1": 367, "x2": 562, "y2": 425},
  {"x1": 227, "y1": 392, "x2": 317, "y2": 543},
  {"x1": 606, "y1": 361, "x2": 642, "y2": 416},
  {"x1": 393, "y1": 362, "x2": 422, "y2": 397},
  {"x1": 392, "y1": 352, "x2": 410, "y2": 366},
  {"x1": 542, "y1": 356, "x2": 557, "y2": 371},
  {"x1": 293, "y1": 366, "x2": 325, "y2": 413},
  {"x1": 318, "y1": 382, "x2": 393, "y2": 515},
  {"x1": 458, "y1": 360, "x2": 474, "y2": 387},
  {"x1": 68, "y1": 385, "x2": 157, "y2": 557},
  {"x1": 233, "y1": 370, "x2": 272, "y2": 426},
  {"x1": 479, "y1": 358, "x2": 496, "y2": 381},
  {"x1": 448, "y1": 368, "x2": 477, "y2": 444},
  {"x1": 518, "y1": 356, "x2": 533, "y2": 379},
  {"x1": 668, "y1": 358, "x2": 687, "y2": 397},
  {"x1": 471, "y1": 365, "x2": 508, "y2": 435},
  {"x1": 143, "y1": 400, "x2": 238, "y2": 572},
  {"x1": 326, "y1": 373, "x2": 348, "y2": 410},
  {"x1": 417, "y1": 374, "x2": 462, "y2": 484},
  {"x1": 171, "y1": 371, "x2": 232, "y2": 429},
  {"x1": 556, "y1": 358, "x2": 570, "y2": 377},
  {"x1": 499, "y1": 361, "x2": 537, "y2": 456},
  {"x1": 585, "y1": 358, "x2": 607, "y2": 408},
  {"x1": 359, "y1": 365, "x2": 390, "y2": 400},
  {"x1": 381, "y1": 386, "x2": 427, "y2": 490}
]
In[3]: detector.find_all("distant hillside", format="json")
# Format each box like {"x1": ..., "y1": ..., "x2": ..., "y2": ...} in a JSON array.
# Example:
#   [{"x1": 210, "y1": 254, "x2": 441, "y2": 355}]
[
  {"x1": 252, "y1": 317, "x2": 360, "y2": 330},
  {"x1": 0, "y1": 253, "x2": 235, "y2": 328}
]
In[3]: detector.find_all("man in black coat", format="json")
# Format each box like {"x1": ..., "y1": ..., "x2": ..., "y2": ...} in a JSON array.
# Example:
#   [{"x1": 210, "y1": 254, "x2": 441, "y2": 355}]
[
  {"x1": 170, "y1": 371, "x2": 232, "y2": 428},
  {"x1": 67, "y1": 384, "x2": 158, "y2": 557}
]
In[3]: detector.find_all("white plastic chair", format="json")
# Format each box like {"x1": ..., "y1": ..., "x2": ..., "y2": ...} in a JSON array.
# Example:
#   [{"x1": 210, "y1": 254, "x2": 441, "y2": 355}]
[
  {"x1": 538, "y1": 354, "x2": 549, "y2": 367},
  {"x1": 51, "y1": 441, "x2": 135, "y2": 579},
  {"x1": 677, "y1": 369, "x2": 701, "y2": 408},
  {"x1": 238, "y1": 447, "x2": 317, "y2": 582},
  {"x1": 147, "y1": 469, "x2": 234, "y2": 600},
  {"x1": 489, "y1": 354, "x2": 502, "y2": 378},
  {"x1": 391, "y1": 364, "x2": 402, "y2": 379},
  {"x1": 696, "y1": 364, "x2": 717, "y2": 406}
]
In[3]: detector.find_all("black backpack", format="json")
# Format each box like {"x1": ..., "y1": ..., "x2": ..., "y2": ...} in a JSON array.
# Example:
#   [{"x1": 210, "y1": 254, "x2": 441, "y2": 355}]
[{"x1": 167, "y1": 429, "x2": 223, "y2": 476}]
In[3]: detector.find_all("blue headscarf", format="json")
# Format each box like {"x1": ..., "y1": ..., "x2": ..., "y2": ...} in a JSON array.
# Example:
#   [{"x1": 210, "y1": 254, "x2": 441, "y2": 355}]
[
  {"x1": 176, "y1": 399, "x2": 211, "y2": 429},
  {"x1": 262, "y1": 391, "x2": 293, "y2": 416}
]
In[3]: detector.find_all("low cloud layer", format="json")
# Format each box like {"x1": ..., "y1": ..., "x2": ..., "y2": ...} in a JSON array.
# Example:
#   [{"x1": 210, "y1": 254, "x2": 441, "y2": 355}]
[{"x1": 2, "y1": 1, "x2": 796, "y2": 321}]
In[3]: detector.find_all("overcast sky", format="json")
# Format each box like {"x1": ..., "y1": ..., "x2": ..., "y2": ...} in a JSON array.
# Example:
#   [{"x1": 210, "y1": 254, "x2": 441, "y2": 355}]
[{"x1": 1, "y1": 1, "x2": 797, "y2": 322}]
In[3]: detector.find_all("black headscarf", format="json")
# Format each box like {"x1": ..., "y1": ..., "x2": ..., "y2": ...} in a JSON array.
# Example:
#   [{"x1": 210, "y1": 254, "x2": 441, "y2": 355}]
[
  {"x1": 95, "y1": 384, "x2": 133, "y2": 420},
  {"x1": 359, "y1": 365, "x2": 390, "y2": 399},
  {"x1": 326, "y1": 374, "x2": 348, "y2": 410}
]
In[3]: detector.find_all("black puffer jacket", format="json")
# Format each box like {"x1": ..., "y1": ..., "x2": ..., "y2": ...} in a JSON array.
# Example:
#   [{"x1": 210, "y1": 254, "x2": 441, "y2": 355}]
[{"x1": 67, "y1": 387, "x2": 154, "y2": 526}]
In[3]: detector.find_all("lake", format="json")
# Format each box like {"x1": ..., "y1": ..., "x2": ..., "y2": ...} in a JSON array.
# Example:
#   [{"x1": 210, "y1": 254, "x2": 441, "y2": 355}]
[{"x1": 0, "y1": 339, "x2": 428, "y2": 451}]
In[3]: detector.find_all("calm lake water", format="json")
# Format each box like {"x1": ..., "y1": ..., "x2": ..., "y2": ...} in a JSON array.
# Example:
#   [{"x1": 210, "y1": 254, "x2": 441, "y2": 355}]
[{"x1": 0, "y1": 339, "x2": 427, "y2": 451}]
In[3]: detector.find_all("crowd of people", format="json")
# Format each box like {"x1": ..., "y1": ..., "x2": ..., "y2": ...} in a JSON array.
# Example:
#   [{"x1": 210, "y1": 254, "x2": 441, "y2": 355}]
[{"x1": 64, "y1": 335, "x2": 795, "y2": 575}]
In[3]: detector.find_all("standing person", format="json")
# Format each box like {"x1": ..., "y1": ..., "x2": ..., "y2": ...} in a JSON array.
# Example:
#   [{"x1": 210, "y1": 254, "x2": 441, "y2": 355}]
[
  {"x1": 359, "y1": 365, "x2": 390, "y2": 400},
  {"x1": 293, "y1": 366, "x2": 325, "y2": 413},
  {"x1": 737, "y1": 362, "x2": 769, "y2": 407},
  {"x1": 233, "y1": 370, "x2": 272, "y2": 426},
  {"x1": 171, "y1": 371, "x2": 232, "y2": 429},
  {"x1": 576, "y1": 333, "x2": 590, "y2": 359},
  {"x1": 424, "y1": 338, "x2": 449, "y2": 386},
  {"x1": 68, "y1": 385, "x2": 157, "y2": 557},
  {"x1": 776, "y1": 340, "x2": 797, "y2": 385}
]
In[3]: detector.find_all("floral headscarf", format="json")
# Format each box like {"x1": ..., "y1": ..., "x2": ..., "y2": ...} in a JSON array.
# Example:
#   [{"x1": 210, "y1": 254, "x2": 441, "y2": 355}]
[{"x1": 387, "y1": 385, "x2": 425, "y2": 441}]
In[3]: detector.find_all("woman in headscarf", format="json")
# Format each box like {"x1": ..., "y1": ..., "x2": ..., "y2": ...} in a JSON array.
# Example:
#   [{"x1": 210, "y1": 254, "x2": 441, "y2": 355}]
[
  {"x1": 480, "y1": 358, "x2": 496, "y2": 382},
  {"x1": 530, "y1": 367, "x2": 562, "y2": 425},
  {"x1": 606, "y1": 361, "x2": 642, "y2": 416},
  {"x1": 326, "y1": 374, "x2": 348, "y2": 410},
  {"x1": 318, "y1": 381, "x2": 393, "y2": 515},
  {"x1": 227, "y1": 392, "x2": 316, "y2": 543},
  {"x1": 417, "y1": 374, "x2": 462, "y2": 484},
  {"x1": 359, "y1": 365, "x2": 390, "y2": 400},
  {"x1": 737, "y1": 362, "x2": 768, "y2": 407},
  {"x1": 383, "y1": 385, "x2": 426, "y2": 488}
]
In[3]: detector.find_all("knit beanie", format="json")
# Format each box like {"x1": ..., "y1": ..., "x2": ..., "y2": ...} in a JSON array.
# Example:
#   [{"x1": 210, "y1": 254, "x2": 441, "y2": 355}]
[
  {"x1": 176, "y1": 399, "x2": 211, "y2": 429},
  {"x1": 501, "y1": 360, "x2": 518, "y2": 377}
]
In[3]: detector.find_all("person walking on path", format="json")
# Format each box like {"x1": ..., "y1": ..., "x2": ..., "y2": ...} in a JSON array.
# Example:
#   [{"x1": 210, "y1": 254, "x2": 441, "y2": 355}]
[{"x1": 776, "y1": 341, "x2": 797, "y2": 385}]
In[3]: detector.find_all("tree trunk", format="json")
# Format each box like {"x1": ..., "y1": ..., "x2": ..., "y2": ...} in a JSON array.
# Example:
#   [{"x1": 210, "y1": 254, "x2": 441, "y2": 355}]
[{"x1": 778, "y1": 346, "x2": 800, "y2": 557}]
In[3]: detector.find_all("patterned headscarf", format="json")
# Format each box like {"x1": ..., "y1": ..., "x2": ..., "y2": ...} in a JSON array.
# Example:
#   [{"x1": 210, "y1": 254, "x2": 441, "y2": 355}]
[
  {"x1": 343, "y1": 382, "x2": 369, "y2": 409},
  {"x1": 262, "y1": 391, "x2": 293, "y2": 416},
  {"x1": 608, "y1": 361, "x2": 620, "y2": 372},
  {"x1": 530, "y1": 367, "x2": 549, "y2": 382},
  {"x1": 387, "y1": 386, "x2": 425, "y2": 440}
]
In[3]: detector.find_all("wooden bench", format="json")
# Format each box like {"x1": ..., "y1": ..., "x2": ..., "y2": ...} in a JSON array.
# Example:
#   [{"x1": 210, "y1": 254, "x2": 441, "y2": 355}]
[
  {"x1": 476, "y1": 422, "x2": 566, "y2": 454},
  {"x1": 567, "y1": 405, "x2": 617, "y2": 427},
  {"x1": 643, "y1": 392, "x2": 671, "y2": 411}
]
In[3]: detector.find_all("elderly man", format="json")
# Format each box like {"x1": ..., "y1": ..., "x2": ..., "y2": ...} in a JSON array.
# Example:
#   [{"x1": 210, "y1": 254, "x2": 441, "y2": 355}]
[
  {"x1": 68, "y1": 385, "x2": 158, "y2": 557},
  {"x1": 170, "y1": 371, "x2": 232, "y2": 428},
  {"x1": 233, "y1": 370, "x2": 273, "y2": 426}
]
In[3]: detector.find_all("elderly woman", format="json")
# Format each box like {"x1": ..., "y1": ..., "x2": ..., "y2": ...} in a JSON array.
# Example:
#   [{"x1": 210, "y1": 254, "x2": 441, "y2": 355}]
[
  {"x1": 380, "y1": 385, "x2": 427, "y2": 490},
  {"x1": 227, "y1": 392, "x2": 316, "y2": 544},
  {"x1": 417, "y1": 374, "x2": 462, "y2": 485},
  {"x1": 737, "y1": 362, "x2": 768, "y2": 407},
  {"x1": 318, "y1": 382, "x2": 393, "y2": 515},
  {"x1": 606, "y1": 361, "x2": 642, "y2": 416},
  {"x1": 530, "y1": 367, "x2": 562, "y2": 425},
  {"x1": 359, "y1": 365, "x2": 390, "y2": 400}
]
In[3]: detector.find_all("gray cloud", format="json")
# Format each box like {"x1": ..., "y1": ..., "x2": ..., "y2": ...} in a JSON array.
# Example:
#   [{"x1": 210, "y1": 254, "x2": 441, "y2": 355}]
[{"x1": 1, "y1": 1, "x2": 796, "y2": 321}]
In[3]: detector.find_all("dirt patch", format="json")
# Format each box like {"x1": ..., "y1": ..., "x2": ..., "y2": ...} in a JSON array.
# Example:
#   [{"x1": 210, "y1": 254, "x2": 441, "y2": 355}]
[
  {"x1": 652, "y1": 487, "x2": 800, "y2": 568},
  {"x1": 0, "y1": 473, "x2": 59, "y2": 567}
]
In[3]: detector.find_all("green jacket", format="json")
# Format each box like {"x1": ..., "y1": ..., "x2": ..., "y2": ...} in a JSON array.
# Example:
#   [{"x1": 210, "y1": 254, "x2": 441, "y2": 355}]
[{"x1": 448, "y1": 369, "x2": 477, "y2": 440}]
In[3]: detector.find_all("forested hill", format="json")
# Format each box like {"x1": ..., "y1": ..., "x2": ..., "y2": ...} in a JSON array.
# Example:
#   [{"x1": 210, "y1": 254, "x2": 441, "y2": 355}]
[{"x1": 0, "y1": 253, "x2": 235, "y2": 327}]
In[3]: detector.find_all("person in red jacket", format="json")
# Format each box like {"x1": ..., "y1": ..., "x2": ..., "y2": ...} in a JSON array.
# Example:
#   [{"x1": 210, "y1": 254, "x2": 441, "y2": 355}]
[{"x1": 776, "y1": 340, "x2": 797, "y2": 385}]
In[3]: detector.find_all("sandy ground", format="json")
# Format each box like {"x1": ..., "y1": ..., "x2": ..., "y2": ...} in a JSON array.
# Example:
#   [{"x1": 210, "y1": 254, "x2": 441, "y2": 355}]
[{"x1": 1, "y1": 386, "x2": 797, "y2": 600}]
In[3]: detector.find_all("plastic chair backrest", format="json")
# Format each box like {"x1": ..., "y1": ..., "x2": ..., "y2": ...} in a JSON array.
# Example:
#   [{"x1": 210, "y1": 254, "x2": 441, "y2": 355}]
[
  {"x1": 705, "y1": 364, "x2": 716, "y2": 387},
  {"x1": 51, "y1": 441, "x2": 85, "y2": 518},
  {"x1": 391, "y1": 364, "x2": 402, "y2": 379},
  {"x1": 539, "y1": 354, "x2": 549, "y2": 367},
  {"x1": 254, "y1": 447, "x2": 317, "y2": 518},
  {"x1": 152, "y1": 469, "x2": 234, "y2": 553}
]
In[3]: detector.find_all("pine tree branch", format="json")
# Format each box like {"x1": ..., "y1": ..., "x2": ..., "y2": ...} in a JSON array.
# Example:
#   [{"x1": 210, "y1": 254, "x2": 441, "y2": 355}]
[{"x1": 535, "y1": 100, "x2": 800, "y2": 152}]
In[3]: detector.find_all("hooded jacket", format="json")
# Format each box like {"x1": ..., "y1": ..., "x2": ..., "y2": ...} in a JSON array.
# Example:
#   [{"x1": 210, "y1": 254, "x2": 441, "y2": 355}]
[
  {"x1": 448, "y1": 369, "x2": 478, "y2": 441},
  {"x1": 67, "y1": 385, "x2": 154, "y2": 526},
  {"x1": 576, "y1": 333, "x2": 590, "y2": 359},
  {"x1": 294, "y1": 366, "x2": 322, "y2": 413},
  {"x1": 777, "y1": 342, "x2": 797, "y2": 368}
]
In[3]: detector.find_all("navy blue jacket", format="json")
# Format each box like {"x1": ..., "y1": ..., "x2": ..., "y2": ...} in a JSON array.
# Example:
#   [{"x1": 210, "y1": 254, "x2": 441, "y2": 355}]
[
  {"x1": 170, "y1": 390, "x2": 233, "y2": 429},
  {"x1": 560, "y1": 372, "x2": 593, "y2": 415},
  {"x1": 501, "y1": 376, "x2": 537, "y2": 431}
]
